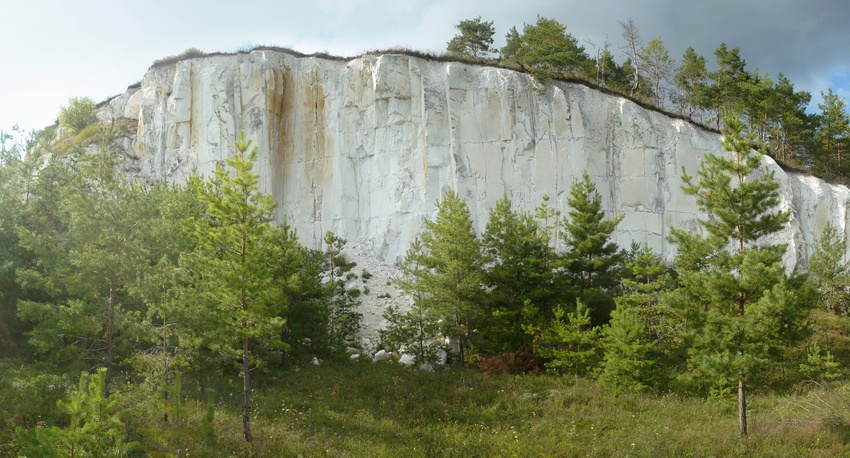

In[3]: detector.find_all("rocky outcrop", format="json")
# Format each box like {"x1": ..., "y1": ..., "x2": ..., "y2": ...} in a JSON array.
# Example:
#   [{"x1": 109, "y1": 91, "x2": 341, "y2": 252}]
[{"x1": 100, "y1": 49, "x2": 850, "y2": 271}]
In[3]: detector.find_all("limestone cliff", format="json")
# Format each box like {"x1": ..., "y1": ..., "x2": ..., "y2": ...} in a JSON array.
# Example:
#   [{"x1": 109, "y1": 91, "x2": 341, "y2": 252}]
[{"x1": 100, "y1": 49, "x2": 850, "y2": 273}]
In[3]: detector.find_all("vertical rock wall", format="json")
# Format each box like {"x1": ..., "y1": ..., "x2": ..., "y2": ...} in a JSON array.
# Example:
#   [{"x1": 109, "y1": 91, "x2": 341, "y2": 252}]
[{"x1": 102, "y1": 49, "x2": 850, "y2": 271}]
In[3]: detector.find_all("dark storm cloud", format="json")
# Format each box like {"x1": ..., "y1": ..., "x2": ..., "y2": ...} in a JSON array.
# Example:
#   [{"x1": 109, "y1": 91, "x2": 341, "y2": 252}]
[{"x1": 456, "y1": 0, "x2": 850, "y2": 103}]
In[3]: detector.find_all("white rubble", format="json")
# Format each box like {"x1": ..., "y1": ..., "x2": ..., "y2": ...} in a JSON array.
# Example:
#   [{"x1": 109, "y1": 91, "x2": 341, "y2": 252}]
[{"x1": 97, "y1": 49, "x2": 850, "y2": 348}]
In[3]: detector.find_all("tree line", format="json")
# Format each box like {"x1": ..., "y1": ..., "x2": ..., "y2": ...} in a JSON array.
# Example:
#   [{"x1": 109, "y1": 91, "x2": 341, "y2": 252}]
[{"x1": 446, "y1": 16, "x2": 850, "y2": 184}]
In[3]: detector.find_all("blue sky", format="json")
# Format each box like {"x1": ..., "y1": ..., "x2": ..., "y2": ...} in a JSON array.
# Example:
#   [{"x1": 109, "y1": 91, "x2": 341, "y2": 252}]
[{"x1": 2, "y1": 0, "x2": 849, "y2": 132}]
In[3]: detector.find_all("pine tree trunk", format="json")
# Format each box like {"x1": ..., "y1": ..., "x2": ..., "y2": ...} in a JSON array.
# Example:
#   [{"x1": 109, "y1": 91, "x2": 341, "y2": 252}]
[
  {"x1": 455, "y1": 313, "x2": 466, "y2": 368},
  {"x1": 738, "y1": 372, "x2": 747, "y2": 436},
  {"x1": 242, "y1": 334, "x2": 252, "y2": 443},
  {"x1": 105, "y1": 279, "x2": 115, "y2": 397}
]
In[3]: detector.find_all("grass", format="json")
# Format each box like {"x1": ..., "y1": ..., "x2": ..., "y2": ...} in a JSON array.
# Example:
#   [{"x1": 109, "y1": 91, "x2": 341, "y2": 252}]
[{"x1": 85, "y1": 362, "x2": 850, "y2": 457}]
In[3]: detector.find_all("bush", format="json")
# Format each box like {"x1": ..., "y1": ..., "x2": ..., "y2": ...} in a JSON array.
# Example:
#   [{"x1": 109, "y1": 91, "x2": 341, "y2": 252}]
[{"x1": 58, "y1": 97, "x2": 98, "y2": 133}]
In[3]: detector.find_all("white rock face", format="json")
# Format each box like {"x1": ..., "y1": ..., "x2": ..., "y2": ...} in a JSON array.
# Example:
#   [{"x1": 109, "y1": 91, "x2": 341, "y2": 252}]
[{"x1": 100, "y1": 50, "x2": 850, "y2": 347}]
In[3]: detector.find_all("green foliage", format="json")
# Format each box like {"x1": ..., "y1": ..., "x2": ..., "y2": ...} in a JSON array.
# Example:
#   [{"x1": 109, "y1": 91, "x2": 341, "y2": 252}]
[
  {"x1": 414, "y1": 190, "x2": 484, "y2": 366},
  {"x1": 766, "y1": 74, "x2": 813, "y2": 166},
  {"x1": 323, "y1": 231, "x2": 363, "y2": 355},
  {"x1": 16, "y1": 142, "x2": 152, "y2": 391},
  {"x1": 811, "y1": 89, "x2": 850, "y2": 181},
  {"x1": 800, "y1": 343, "x2": 841, "y2": 381},
  {"x1": 532, "y1": 300, "x2": 601, "y2": 377},
  {"x1": 598, "y1": 306, "x2": 655, "y2": 393},
  {"x1": 562, "y1": 171, "x2": 624, "y2": 291},
  {"x1": 707, "y1": 43, "x2": 748, "y2": 129},
  {"x1": 562, "y1": 171, "x2": 624, "y2": 324},
  {"x1": 480, "y1": 195, "x2": 550, "y2": 352},
  {"x1": 16, "y1": 369, "x2": 136, "y2": 457},
  {"x1": 808, "y1": 223, "x2": 850, "y2": 315},
  {"x1": 58, "y1": 96, "x2": 98, "y2": 133},
  {"x1": 673, "y1": 47, "x2": 710, "y2": 119},
  {"x1": 166, "y1": 130, "x2": 287, "y2": 442},
  {"x1": 446, "y1": 16, "x2": 495, "y2": 58},
  {"x1": 667, "y1": 116, "x2": 813, "y2": 435},
  {"x1": 0, "y1": 127, "x2": 38, "y2": 357},
  {"x1": 383, "y1": 239, "x2": 442, "y2": 366},
  {"x1": 618, "y1": 245, "x2": 676, "y2": 342},
  {"x1": 500, "y1": 16, "x2": 590, "y2": 78},
  {"x1": 598, "y1": 245, "x2": 675, "y2": 392},
  {"x1": 277, "y1": 239, "x2": 330, "y2": 365}
]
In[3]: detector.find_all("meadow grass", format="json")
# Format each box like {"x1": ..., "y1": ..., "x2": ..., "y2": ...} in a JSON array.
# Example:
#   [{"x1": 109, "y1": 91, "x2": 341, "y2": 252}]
[{"x1": 106, "y1": 361, "x2": 850, "y2": 457}]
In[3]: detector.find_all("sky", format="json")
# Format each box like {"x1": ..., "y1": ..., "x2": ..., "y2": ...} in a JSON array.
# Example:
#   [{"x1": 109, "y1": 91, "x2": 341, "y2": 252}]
[{"x1": 2, "y1": 0, "x2": 850, "y2": 134}]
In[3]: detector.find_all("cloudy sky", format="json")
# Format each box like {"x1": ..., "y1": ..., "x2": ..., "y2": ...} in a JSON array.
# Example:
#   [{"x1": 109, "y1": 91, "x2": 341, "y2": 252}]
[{"x1": 2, "y1": 0, "x2": 849, "y2": 133}]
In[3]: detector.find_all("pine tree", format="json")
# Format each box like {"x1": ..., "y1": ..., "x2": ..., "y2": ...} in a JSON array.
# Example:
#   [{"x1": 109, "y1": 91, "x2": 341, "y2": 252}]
[
  {"x1": 532, "y1": 299, "x2": 601, "y2": 379},
  {"x1": 598, "y1": 245, "x2": 673, "y2": 392},
  {"x1": 322, "y1": 231, "x2": 362, "y2": 354},
  {"x1": 481, "y1": 195, "x2": 549, "y2": 352},
  {"x1": 500, "y1": 26, "x2": 523, "y2": 68},
  {"x1": 562, "y1": 171, "x2": 624, "y2": 324},
  {"x1": 597, "y1": 306, "x2": 655, "y2": 393},
  {"x1": 446, "y1": 17, "x2": 495, "y2": 58},
  {"x1": 673, "y1": 47, "x2": 709, "y2": 120},
  {"x1": 508, "y1": 16, "x2": 591, "y2": 78},
  {"x1": 667, "y1": 117, "x2": 812, "y2": 436},
  {"x1": 619, "y1": 245, "x2": 675, "y2": 342},
  {"x1": 169, "y1": 131, "x2": 286, "y2": 443},
  {"x1": 530, "y1": 194, "x2": 573, "y2": 318},
  {"x1": 808, "y1": 223, "x2": 850, "y2": 315},
  {"x1": 17, "y1": 136, "x2": 153, "y2": 395},
  {"x1": 16, "y1": 369, "x2": 136, "y2": 456},
  {"x1": 416, "y1": 190, "x2": 484, "y2": 367},
  {"x1": 383, "y1": 239, "x2": 442, "y2": 366},
  {"x1": 0, "y1": 127, "x2": 39, "y2": 356},
  {"x1": 765, "y1": 74, "x2": 813, "y2": 166},
  {"x1": 812, "y1": 89, "x2": 850, "y2": 180},
  {"x1": 708, "y1": 44, "x2": 749, "y2": 129},
  {"x1": 563, "y1": 171, "x2": 624, "y2": 291}
]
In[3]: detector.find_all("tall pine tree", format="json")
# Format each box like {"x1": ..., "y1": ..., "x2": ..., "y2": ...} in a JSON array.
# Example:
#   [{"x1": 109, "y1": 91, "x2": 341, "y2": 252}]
[
  {"x1": 667, "y1": 117, "x2": 812, "y2": 436},
  {"x1": 562, "y1": 171, "x2": 624, "y2": 324},
  {"x1": 167, "y1": 131, "x2": 286, "y2": 443},
  {"x1": 416, "y1": 190, "x2": 484, "y2": 367},
  {"x1": 17, "y1": 136, "x2": 153, "y2": 395},
  {"x1": 481, "y1": 195, "x2": 549, "y2": 352}
]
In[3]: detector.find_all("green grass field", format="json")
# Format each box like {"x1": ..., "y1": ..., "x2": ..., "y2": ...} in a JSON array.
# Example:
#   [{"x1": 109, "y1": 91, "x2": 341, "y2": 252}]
[{"x1": 96, "y1": 361, "x2": 850, "y2": 457}]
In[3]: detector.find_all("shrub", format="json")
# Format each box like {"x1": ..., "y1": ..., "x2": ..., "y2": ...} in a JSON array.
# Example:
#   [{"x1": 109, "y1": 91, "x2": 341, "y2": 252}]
[
  {"x1": 15, "y1": 369, "x2": 136, "y2": 456},
  {"x1": 58, "y1": 97, "x2": 98, "y2": 133}
]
